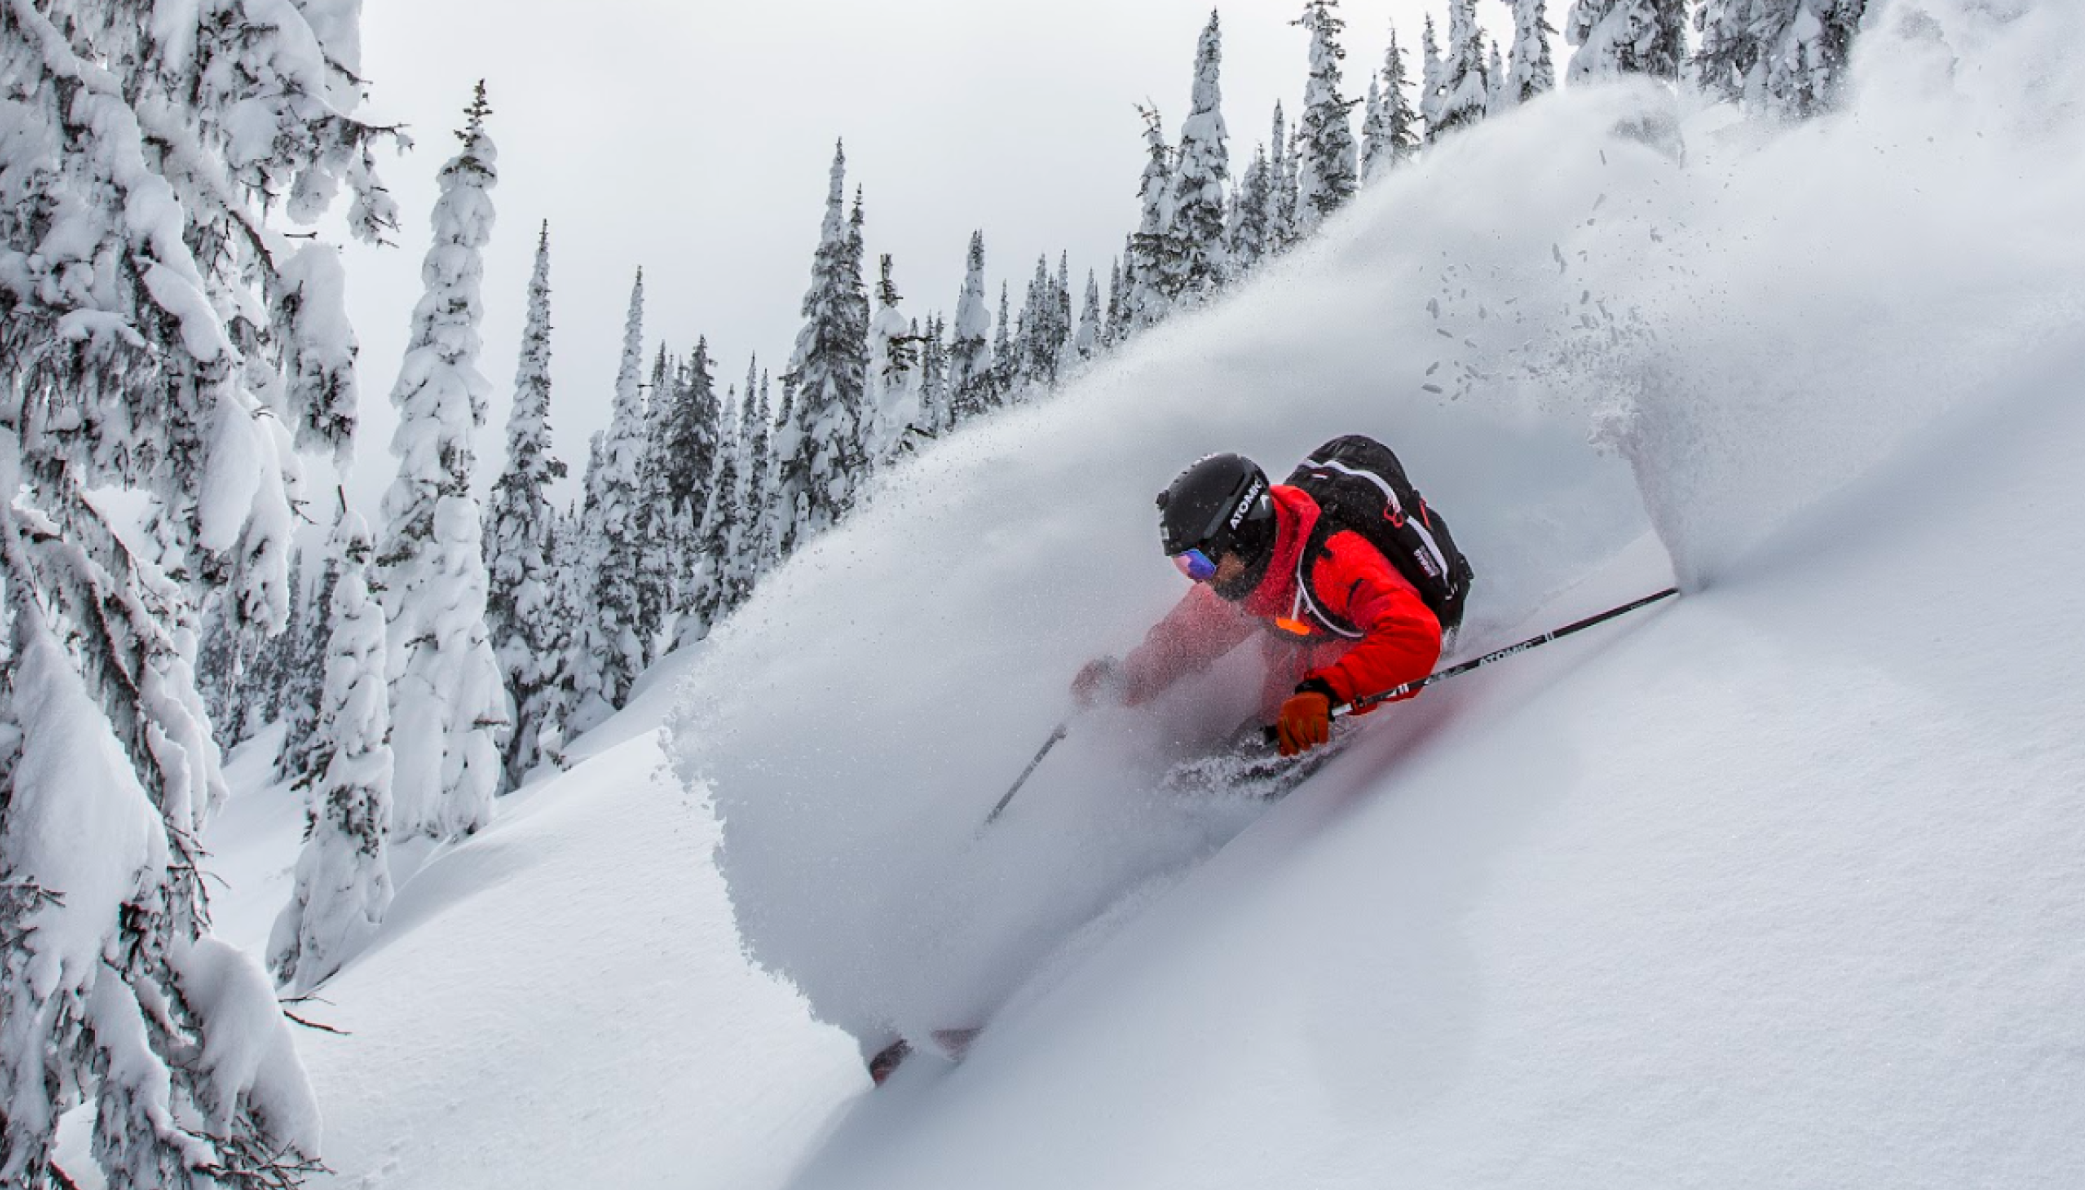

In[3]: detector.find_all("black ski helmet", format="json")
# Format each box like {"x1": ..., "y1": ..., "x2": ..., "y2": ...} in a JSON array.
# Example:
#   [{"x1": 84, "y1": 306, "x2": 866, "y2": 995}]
[{"x1": 1156, "y1": 453, "x2": 1277, "y2": 570}]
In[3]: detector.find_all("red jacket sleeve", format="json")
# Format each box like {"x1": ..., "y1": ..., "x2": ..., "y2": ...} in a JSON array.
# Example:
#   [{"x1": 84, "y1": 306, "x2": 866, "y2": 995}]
[
  {"x1": 1119, "y1": 583, "x2": 1258, "y2": 706},
  {"x1": 1303, "y1": 531, "x2": 1442, "y2": 706}
]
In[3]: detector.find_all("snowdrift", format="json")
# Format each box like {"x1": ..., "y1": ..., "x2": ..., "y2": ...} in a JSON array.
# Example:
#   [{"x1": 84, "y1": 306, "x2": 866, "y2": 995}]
[{"x1": 671, "y1": 0, "x2": 2085, "y2": 1059}]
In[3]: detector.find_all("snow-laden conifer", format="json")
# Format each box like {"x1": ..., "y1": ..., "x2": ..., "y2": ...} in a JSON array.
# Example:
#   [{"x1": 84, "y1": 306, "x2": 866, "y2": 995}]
[
  {"x1": 1564, "y1": 0, "x2": 1688, "y2": 83},
  {"x1": 566, "y1": 272, "x2": 654, "y2": 733},
  {"x1": 869, "y1": 255, "x2": 924, "y2": 459},
  {"x1": 1422, "y1": 16, "x2": 1447, "y2": 138},
  {"x1": 1268, "y1": 103, "x2": 1301, "y2": 251},
  {"x1": 1105, "y1": 255, "x2": 1130, "y2": 346},
  {"x1": 1695, "y1": 0, "x2": 1867, "y2": 118},
  {"x1": 1125, "y1": 105, "x2": 1176, "y2": 329},
  {"x1": 1165, "y1": 10, "x2": 1231, "y2": 302},
  {"x1": 1227, "y1": 145, "x2": 1274, "y2": 269},
  {"x1": 1293, "y1": 0, "x2": 1360, "y2": 233},
  {"x1": 484, "y1": 222, "x2": 569, "y2": 787},
  {"x1": 949, "y1": 231, "x2": 995, "y2": 424},
  {"x1": 0, "y1": 0, "x2": 392, "y2": 1177},
  {"x1": 1434, "y1": 0, "x2": 1494, "y2": 137},
  {"x1": 775, "y1": 148, "x2": 874, "y2": 558},
  {"x1": 268, "y1": 511, "x2": 392, "y2": 994},
  {"x1": 916, "y1": 318, "x2": 953, "y2": 442},
  {"x1": 1489, "y1": 39, "x2": 1508, "y2": 110},
  {"x1": 1361, "y1": 26, "x2": 1421, "y2": 181},
  {"x1": 990, "y1": 282, "x2": 1017, "y2": 399},
  {"x1": 1505, "y1": 0, "x2": 1561, "y2": 105},
  {"x1": 1076, "y1": 271, "x2": 1104, "y2": 361},
  {"x1": 275, "y1": 551, "x2": 331, "y2": 782},
  {"x1": 654, "y1": 338, "x2": 722, "y2": 591},
  {"x1": 377, "y1": 84, "x2": 510, "y2": 837}
]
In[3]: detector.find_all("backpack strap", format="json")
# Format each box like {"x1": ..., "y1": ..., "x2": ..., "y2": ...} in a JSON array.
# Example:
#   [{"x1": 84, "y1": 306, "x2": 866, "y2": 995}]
[{"x1": 1288, "y1": 524, "x2": 1365, "y2": 642}]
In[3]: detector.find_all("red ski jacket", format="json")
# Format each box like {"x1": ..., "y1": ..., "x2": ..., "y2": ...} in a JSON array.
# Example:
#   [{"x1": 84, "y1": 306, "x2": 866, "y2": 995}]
[{"x1": 1119, "y1": 484, "x2": 1443, "y2": 717}]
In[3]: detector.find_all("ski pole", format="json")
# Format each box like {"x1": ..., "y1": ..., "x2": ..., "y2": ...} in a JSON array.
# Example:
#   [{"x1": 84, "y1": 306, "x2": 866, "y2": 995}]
[
  {"x1": 981, "y1": 719, "x2": 1072, "y2": 828},
  {"x1": 1263, "y1": 587, "x2": 1680, "y2": 746}
]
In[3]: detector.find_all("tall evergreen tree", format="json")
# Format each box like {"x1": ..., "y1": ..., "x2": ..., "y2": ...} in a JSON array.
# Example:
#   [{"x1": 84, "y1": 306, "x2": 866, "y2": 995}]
[
  {"x1": 1227, "y1": 145, "x2": 1274, "y2": 269},
  {"x1": 1293, "y1": 0, "x2": 1360, "y2": 232},
  {"x1": 0, "y1": 0, "x2": 394, "y2": 1179},
  {"x1": 654, "y1": 339, "x2": 724, "y2": 644},
  {"x1": 268, "y1": 511, "x2": 392, "y2": 993},
  {"x1": 1165, "y1": 10, "x2": 1231, "y2": 302},
  {"x1": 1361, "y1": 25, "x2": 1422, "y2": 180},
  {"x1": 776, "y1": 143, "x2": 873, "y2": 558},
  {"x1": 1016, "y1": 256, "x2": 1058, "y2": 389},
  {"x1": 1422, "y1": 16, "x2": 1448, "y2": 139},
  {"x1": 1075, "y1": 271, "x2": 1104, "y2": 361},
  {"x1": 1434, "y1": 0, "x2": 1494, "y2": 137},
  {"x1": 916, "y1": 317, "x2": 953, "y2": 440},
  {"x1": 566, "y1": 271, "x2": 653, "y2": 734},
  {"x1": 1564, "y1": 0, "x2": 1688, "y2": 83},
  {"x1": 484, "y1": 222, "x2": 569, "y2": 787},
  {"x1": 1126, "y1": 104, "x2": 1175, "y2": 329},
  {"x1": 1504, "y1": 0, "x2": 1561, "y2": 105},
  {"x1": 868, "y1": 255, "x2": 923, "y2": 459},
  {"x1": 1105, "y1": 254, "x2": 1130, "y2": 346},
  {"x1": 1695, "y1": 0, "x2": 1867, "y2": 117},
  {"x1": 1268, "y1": 103, "x2": 1302, "y2": 251},
  {"x1": 949, "y1": 231, "x2": 995, "y2": 424},
  {"x1": 990, "y1": 281, "x2": 1017, "y2": 399},
  {"x1": 376, "y1": 84, "x2": 509, "y2": 839}
]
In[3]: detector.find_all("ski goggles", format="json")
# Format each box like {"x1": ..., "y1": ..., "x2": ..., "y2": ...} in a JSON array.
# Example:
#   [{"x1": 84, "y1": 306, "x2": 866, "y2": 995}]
[{"x1": 1171, "y1": 546, "x2": 1219, "y2": 582}]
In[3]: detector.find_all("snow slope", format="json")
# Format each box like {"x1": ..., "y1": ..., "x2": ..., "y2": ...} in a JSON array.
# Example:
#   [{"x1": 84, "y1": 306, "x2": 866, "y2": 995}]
[{"x1": 185, "y1": 2, "x2": 2085, "y2": 1187}]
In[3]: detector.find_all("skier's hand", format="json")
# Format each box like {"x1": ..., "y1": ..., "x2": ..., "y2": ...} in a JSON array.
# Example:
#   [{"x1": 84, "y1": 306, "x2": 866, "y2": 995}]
[
  {"x1": 1071, "y1": 656, "x2": 1126, "y2": 708},
  {"x1": 1276, "y1": 690, "x2": 1332, "y2": 757}
]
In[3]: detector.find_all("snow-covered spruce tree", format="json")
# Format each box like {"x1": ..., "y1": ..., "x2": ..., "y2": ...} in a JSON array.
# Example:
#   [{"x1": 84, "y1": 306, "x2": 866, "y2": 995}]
[
  {"x1": 1267, "y1": 103, "x2": 1301, "y2": 252},
  {"x1": 1227, "y1": 145, "x2": 1272, "y2": 270},
  {"x1": 274, "y1": 550, "x2": 333, "y2": 782},
  {"x1": 267, "y1": 511, "x2": 392, "y2": 994},
  {"x1": 1564, "y1": 0, "x2": 1688, "y2": 83},
  {"x1": 1106, "y1": 250, "x2": 1133, "y2": 345},
  {"x1": 916, "y1": 317, "x2": 952, "y2": 441},
  {"x1": 1421, "y1": 15, "x2": 1447, "y2": 139},
  {"x1": 742, "y1": 367, "x2": 783, "y2": 583},
  {"x1": 868, "y1": 255, "x2": 923, "y2": 459},
  {"x1": 654, "y1": 338, "x2": 723, "y2": 627},
  {"x1": 1434, "y1": 0, "x2": 1493, "y2": 138},
  {"x1": 1125, "y1": 104, "x2": 1174, "y2": 330},
  {"x1": 483, "y1": 222, "x2": 569, "y2": 787},
  {"x1": 1489, "y1": 39, "x2": 1508, "y2": 110},
  {"x1": 948, "y1": 231, "x2": 994, "y2": 425},
  {"x1": 376, "y1": 84, "x2": 510, "y2": 837},
  {"x1": 775, "y1": 144, "x2": 873, "y2": 559},
  {"x1": 989, "y1": 282, "x2": 1017, "y2": 400},
  {"x1": 1015, "y1": 256, "x2": 1059, "y2": 390},
  {"x1": 1164, "y1": 10, "x2": 1230, "y2": 304},
  {"x1": 1695, "y1": 0, "x2": 1868, "y2": 118},
  {"x1": 1361, "y1": 25, "x2": 1421, "y2": 181},
  {"x1": 1504, "y1": 0, "x2": 1561, "y2": 106},
  {"x1": 0, "y1": 0, "x2": 397, "y2": 1180},
  {"x1": 1051, "y1": 254, "x2": 1078, "y2": 379},
  {"x1": 565, "y1": 271, "x2": 653, "y2": 734},
  {"x1": 1075, "y1": 271, "x2": 1103, "y2": 362},
  {"x1": 1292, "y1": 0, "x2": 1360, "y2": 234},
  {"x1": 679, "y1": 354, "x2": 741, "y2": 647}
]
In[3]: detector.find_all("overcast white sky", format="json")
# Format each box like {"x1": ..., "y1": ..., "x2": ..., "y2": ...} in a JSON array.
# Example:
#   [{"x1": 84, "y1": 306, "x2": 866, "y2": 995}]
[{"x1": 339, "y1": 0, "x2": 1505, "y2": 507}]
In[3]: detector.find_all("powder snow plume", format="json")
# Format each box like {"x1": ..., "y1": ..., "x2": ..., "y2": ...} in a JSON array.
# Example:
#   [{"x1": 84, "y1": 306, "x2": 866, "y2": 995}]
[{"x1": 669, "y1": 0, "x2": 2085, "y2": 1049}]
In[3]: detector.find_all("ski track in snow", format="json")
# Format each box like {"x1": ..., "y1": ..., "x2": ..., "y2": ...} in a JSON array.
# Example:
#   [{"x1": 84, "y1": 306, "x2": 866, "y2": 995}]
[{"x1": 188, "y1": 3, "x2": 2085, "y2": 1187}]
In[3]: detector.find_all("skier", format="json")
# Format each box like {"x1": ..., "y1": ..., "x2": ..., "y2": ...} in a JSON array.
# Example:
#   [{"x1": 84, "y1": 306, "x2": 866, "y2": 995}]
[{"x1": 1072, "y1": 451, "x2": 1445, "y2": 756}]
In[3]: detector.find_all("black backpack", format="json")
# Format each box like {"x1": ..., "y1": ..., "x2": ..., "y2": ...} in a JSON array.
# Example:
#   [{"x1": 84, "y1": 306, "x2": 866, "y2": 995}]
[{"x1": 1284, "y1": 435, "x2": 1476, "y2": 636}]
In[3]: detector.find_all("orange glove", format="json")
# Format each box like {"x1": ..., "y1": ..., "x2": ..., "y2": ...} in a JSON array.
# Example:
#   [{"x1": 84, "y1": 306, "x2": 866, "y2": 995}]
[
  {"x1": 1071, "y1": 657, "x2": 1125, "y2": 708},
  {"x1": 1275, "y1": 690, "x2": 1332, "y2": 757}
]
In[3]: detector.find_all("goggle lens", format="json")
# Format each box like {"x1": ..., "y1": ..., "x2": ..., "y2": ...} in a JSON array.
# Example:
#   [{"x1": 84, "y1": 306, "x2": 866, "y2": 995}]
[{"x1": 1172, "y1": 548, "x2": 1218, "y2": 582}]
